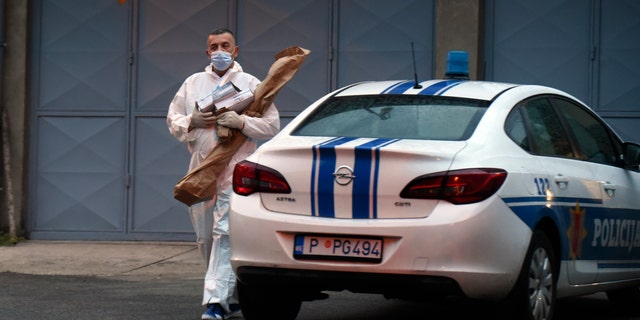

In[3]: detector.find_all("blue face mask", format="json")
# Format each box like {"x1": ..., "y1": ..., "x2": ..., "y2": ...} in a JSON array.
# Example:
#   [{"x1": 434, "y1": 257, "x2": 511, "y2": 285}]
[{"x1": 210, "y1": 51, "x2": 233, "y2": 71}]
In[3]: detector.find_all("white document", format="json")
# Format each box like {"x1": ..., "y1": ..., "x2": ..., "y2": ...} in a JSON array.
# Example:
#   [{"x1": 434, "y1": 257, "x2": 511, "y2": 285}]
[
  {"x1": 215, "y1": 89, "x2": 254, "y2": 114},
  {"x1": 197, "y1": 82, "x2": 239, "y2": 113}
]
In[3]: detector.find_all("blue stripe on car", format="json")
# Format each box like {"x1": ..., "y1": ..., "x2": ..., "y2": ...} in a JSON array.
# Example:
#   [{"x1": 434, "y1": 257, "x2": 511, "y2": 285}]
[
  {"x1": 311, "y1": 137, "x2": 356, "y2": 217},
  {"x1": 436, "y1": 80, "x2": 464, "y2": 95},
  {"x1": 311, "y1": 138, "x2": 398, "y2": 219},
  {"x1": 352, "y1": 139, "x2": 398, "y2": 219},
  {"x1": 418, "y1": 80, "x2": 463, "y2": 95},
  {"x1": 504, "y1": 196, "x2": 640, "y2": 265},
  {"x1": 383, "y1": 81, "x2": 415, "y2": 94},
  {"x1": 381, "y1": 81, "x2": 404, "y2": 94},
  {"x1": 502, "y1": 196, "x2": 602, "y2": 205},
  {"x1": 371, "y1": 139, "x2": 398, "y2": 218}
]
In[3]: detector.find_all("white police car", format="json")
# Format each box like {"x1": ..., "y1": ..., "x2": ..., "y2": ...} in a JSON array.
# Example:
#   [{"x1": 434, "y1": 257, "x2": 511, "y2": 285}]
[{"x1": 229, "y1": 52, "x2": 640, "y2": 320}]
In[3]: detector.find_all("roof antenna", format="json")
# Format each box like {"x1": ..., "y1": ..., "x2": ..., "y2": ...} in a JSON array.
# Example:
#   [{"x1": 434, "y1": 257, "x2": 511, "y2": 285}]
[{"x1": 411, "y1": 42, "x2": 422, "y2": 89}]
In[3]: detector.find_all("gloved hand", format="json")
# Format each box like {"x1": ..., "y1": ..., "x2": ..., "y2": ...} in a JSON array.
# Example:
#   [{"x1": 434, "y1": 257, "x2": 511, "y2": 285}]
[
  {"x1": 217, "y1": 111, "x2": 245, "y2": 130},
  {"x1": 189, "y1": 103, "x2": 217, "y2": 131}
]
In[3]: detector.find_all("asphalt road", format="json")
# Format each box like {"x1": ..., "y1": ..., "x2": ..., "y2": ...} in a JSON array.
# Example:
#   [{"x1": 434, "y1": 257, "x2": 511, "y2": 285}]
[{"x1": 1, "y1": 271, "x2": 635, "y2": 320}]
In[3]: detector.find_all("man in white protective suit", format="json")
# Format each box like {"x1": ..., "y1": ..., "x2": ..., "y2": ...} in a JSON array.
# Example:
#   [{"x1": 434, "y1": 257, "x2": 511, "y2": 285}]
[{"x1": 167, "y1": 28, "x2": 280, "y2": 320}]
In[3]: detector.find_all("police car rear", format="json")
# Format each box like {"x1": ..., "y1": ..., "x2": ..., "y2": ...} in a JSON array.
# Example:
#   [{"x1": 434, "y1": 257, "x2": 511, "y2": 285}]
[{"x1": 229, "y1": 53, "x2": 640, "y2": 320}]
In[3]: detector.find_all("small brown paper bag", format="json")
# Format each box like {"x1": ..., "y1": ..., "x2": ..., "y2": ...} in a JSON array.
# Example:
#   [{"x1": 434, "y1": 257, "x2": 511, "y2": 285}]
[{"x1": 174, "y1": 46, "x2": 311, "y2": 206}]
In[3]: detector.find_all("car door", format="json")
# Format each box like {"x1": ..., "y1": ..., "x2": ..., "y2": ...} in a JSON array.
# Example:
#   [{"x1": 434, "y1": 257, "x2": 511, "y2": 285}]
[
  {"x1": 553, "y1": 98, "x2": 640, "y2": 282},
  {"x1": 514, "y1": 97, "x2": 602, "y2": 285}
]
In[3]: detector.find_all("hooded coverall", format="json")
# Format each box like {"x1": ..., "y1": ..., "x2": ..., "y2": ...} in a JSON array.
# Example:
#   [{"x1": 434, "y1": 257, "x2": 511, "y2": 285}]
[{"x1": 167, "y1": 61, "x2": 280, "y2": 312}]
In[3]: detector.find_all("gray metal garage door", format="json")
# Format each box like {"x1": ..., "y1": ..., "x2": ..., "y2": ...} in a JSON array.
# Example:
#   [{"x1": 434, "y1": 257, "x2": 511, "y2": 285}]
[
  {"x1": 29, "y1": 0, "x2": 133, "y2": 240},
  {"x1": 485, "y1": 0, "x2": 640, "y2": 142},
  {"x1": 28, "y1": 0, "x2": 434, "y2": 240}
]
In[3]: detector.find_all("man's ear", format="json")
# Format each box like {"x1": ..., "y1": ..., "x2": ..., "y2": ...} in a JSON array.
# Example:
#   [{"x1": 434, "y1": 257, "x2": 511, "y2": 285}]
[{"x1": 232, "y1": 46, "x2": 239, "y2": 59}]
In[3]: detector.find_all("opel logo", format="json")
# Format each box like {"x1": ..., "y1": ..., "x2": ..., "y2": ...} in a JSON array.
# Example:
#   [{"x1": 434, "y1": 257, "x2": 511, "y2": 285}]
[{"x1": 333, "y1": 165, "x2": 355, "y2": 185}]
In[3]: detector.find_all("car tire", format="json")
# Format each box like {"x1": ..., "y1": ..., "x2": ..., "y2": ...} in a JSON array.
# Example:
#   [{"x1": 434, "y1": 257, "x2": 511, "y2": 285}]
[
  {"x1": 606, "y1": 286, "x2": 640, "y2": 316},
  {"x1": 501, "y1": 230, "x2": 557, "y2": 320},
  {"x1": 237, "y1": 279, "x2": 302, "y2": 320}
]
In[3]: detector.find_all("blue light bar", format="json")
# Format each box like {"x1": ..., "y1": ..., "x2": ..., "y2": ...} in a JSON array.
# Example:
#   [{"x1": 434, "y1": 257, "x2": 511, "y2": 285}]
[{"x1": 445, "y1": 50, "x2": 469, "y2": 79}]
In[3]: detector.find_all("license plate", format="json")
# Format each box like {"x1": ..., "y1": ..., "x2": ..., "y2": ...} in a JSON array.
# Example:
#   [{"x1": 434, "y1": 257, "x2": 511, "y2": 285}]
[{"x1": 293, "y1": 234, "x2": 383, "y2": 262}]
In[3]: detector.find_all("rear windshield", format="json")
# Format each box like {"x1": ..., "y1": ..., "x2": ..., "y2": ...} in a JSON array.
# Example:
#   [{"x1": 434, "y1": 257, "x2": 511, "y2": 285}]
[{"x1": 291, "y1": 95, "x2": 489, "y2": 140}]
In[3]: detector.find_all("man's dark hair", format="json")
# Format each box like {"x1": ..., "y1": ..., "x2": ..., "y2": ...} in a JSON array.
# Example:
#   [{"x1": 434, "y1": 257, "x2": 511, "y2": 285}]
[{"x1": 210, "y1": 28, "x2": 235, "y2": 38}]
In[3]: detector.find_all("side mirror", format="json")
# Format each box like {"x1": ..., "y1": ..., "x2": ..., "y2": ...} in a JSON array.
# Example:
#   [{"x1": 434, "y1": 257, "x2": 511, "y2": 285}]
[{"x1": 623, "y1": 142, "x2": 640, "y2": 171}]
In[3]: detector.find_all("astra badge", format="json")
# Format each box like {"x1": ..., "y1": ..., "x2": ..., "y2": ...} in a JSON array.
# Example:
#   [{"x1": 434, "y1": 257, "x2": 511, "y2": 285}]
[{"x1": 333, "y1": 165, "x2": 356, "y2": 185}]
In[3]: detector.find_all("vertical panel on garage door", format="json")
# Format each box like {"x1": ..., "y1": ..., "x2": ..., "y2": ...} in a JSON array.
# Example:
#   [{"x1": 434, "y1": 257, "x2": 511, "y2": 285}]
[
  {"x1": 29, "y1": 0, "x2": 129, "y2": 239},
  {"x1": 236, "y1": 0, "x2": 330, "y2": 125},
  {"x1": 131, "y1": 0, "x2": 229, "y2": 238},
  {"x1": 598, "y1": 0, "x2": 640, "y2": 112},
  {"x1": 484, "y1": 0, "x2": 591, "y2": 104},
  {"x1": 336, "y1": 0, "x2": 434, "y2": 88},
  {"x1": 0, "y1": 0, "x2": 4, "y2": 230},
  {"x1": 596, "y1": 0, "x2": 640, "y2": 142}
]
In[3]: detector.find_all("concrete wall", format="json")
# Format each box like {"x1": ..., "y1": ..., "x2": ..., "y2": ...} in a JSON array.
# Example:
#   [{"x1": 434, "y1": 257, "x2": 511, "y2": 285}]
[
  {"x1": 435, "y1": 0, "x2": 482, "y2": 80},
  {"x1": 1, "y1": 0, "x2": 28, "y2": 237}
]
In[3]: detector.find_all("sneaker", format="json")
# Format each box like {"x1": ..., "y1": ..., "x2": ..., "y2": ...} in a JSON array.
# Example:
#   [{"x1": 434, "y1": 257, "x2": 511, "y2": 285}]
[
  {"x1": 227, "y1": 304, "x2": 242, "y2": 318},
  {"x1": 202, "y1": 304, "x2": 225, "y2": 320}
]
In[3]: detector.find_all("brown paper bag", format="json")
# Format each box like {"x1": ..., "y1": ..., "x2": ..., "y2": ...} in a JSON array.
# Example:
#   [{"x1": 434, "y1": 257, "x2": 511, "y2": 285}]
[{"x1": 174, "y1": 46, "x2": 311, "y2": 206}]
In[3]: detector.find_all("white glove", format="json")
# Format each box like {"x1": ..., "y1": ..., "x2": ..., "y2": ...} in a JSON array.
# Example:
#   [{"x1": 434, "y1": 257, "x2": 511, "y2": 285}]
[
  {"x1": 217, "y1": 111, "x2": 245, "y2": 129},
  {"x1": 189, "y1": 103, "x2": 217, "y2": 131}
]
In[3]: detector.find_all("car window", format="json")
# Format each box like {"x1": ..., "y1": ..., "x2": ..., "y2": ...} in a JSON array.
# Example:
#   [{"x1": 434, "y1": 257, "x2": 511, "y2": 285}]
[
  {"x1": 504, "y1": 107, "x2": 530, "y2": 151},
  {"x1": 507, "y1": 98, "x2": 574, "y2": 158},
  {"x1": 553, "y1": 98, "x2": 619, "y2": 165},
  {"x1": 291, "y1": 95, "x2": 488, "y2": 140}
]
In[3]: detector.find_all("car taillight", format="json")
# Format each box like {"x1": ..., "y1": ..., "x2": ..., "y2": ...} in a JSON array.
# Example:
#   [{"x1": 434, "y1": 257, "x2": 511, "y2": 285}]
[
  {"x1": 400, "y1": 168, "x2": 507, "y2": 204},
  {"x1": 233, "y1": 160, "x2": 291, "y2": 196}
]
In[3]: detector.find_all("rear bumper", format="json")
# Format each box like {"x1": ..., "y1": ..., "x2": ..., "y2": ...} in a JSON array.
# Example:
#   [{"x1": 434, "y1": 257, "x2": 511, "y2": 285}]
[
  {"x1": 236, "y1": 266, "x2": 464, "y2": 300},
  {"x1": 230, "y1": 193, "x2": 532, "y2": 301}
]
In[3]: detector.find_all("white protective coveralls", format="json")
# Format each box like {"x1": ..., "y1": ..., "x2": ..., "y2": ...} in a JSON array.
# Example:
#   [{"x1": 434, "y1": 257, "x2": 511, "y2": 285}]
[{"x1": 167, "y1": 61, "x2": 280, "y2": 311}]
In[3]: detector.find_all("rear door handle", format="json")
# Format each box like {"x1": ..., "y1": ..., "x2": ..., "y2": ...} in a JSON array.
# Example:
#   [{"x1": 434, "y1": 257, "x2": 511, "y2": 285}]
[
  {"x1": 602, "y1": 181, "x2": 615, "y2": 197},
  {"x1": 554, "y1": 174, "x2": 569, "y2": 189}
]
